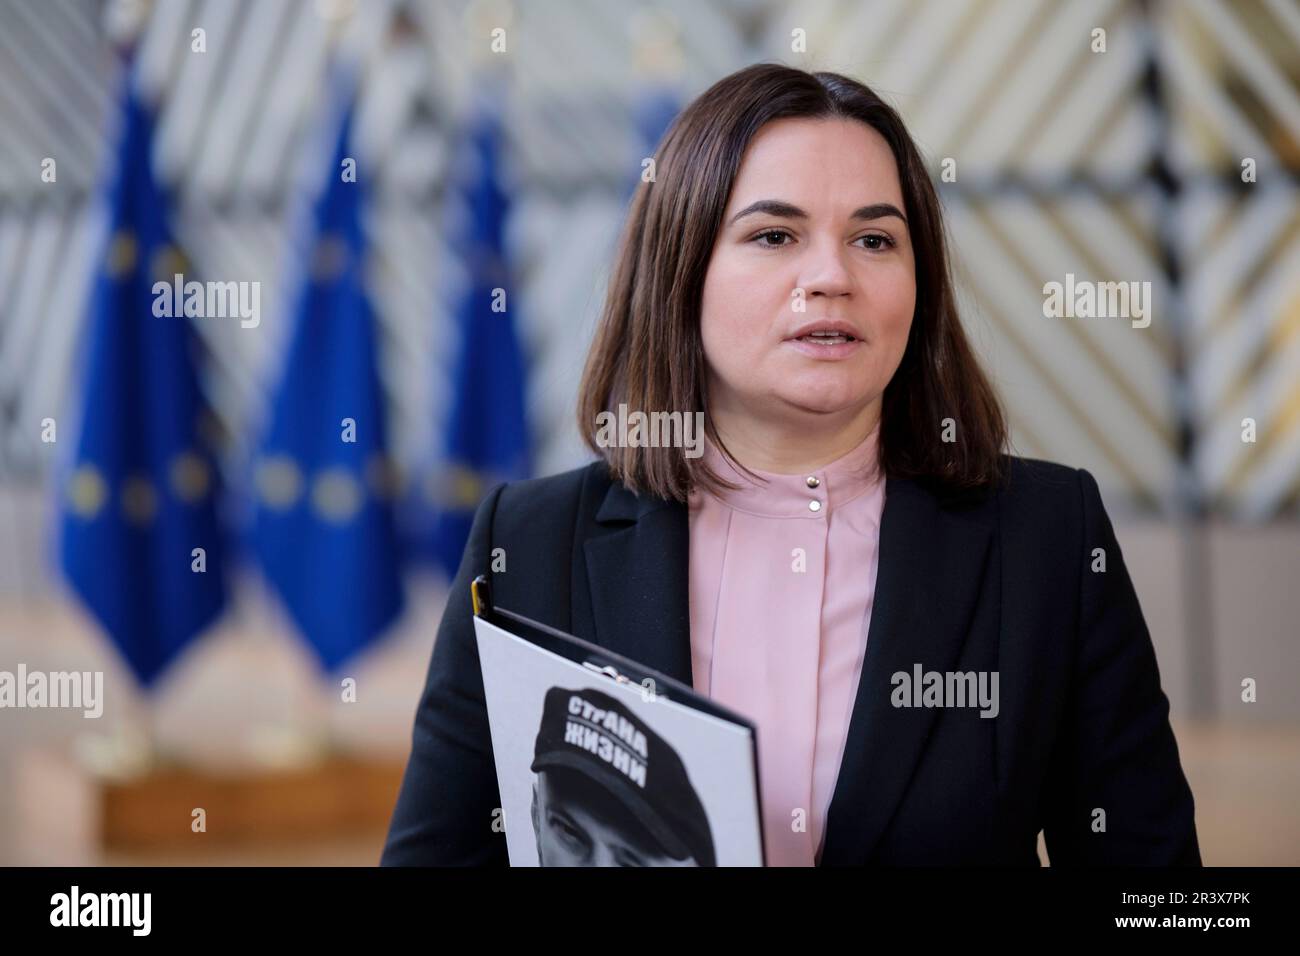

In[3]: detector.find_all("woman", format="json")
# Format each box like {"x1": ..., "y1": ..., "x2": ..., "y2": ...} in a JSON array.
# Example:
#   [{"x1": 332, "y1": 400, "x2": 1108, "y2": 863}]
[{"x1": 382, "y1": 63, "x2": 1200, "y2": 867}]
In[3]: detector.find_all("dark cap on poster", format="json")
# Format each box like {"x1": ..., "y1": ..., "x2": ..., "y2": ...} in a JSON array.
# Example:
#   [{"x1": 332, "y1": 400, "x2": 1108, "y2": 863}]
[{"x1": 531, "y1": 685, "x2": 716, "y2": 867}]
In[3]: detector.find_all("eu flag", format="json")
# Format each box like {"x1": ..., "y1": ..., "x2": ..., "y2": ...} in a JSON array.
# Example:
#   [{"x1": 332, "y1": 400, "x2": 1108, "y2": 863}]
[
  {"x1": 57, "y1": 77, "x2": 227, "y2": 688},
  {"x1": 629, "y1": 84, "x2": 680, "y2": 198},
  {"x1": 251, "y1": 92, "x2": 404, "y2": 672},
  {"x1": 427, "y1": 82, "x2": 531, "y2": 579}
]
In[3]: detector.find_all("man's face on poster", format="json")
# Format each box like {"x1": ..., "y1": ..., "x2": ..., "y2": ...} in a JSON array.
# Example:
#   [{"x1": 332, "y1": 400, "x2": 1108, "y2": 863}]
[{"x1": 530, "y1": 768, "x2": 699, "y2": 867}]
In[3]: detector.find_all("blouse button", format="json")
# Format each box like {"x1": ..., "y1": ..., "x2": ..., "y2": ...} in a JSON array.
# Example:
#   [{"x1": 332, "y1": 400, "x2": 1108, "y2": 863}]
[
  {"x1": 806, "y1": 476, "x2": 820, "y2": 488},
  {"x1": 808, "y1": 499, "x2": 822, "y2": 512}
]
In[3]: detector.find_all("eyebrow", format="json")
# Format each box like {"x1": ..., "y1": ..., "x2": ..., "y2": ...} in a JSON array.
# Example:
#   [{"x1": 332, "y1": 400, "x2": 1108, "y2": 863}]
[{"x1": 727, "y1": 199, "x2": 908, "y2": 228}]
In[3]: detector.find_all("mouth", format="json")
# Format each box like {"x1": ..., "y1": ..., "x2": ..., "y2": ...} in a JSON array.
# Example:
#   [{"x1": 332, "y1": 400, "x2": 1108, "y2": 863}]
[
  {"x1": 785, "y1": 320, "x2": 861, "y2": 346},
  {"x1": 783, "y1": 329, "x2": 863, "y2": 360},
  {"x1": 791, "y1": 330, "x2": 857, "y2": 346}
]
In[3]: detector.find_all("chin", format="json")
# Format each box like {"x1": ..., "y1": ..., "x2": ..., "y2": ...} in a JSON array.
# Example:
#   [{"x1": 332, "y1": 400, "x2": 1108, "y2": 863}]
[
  {"x1": 773, "y1": 389, "x2": 869, "y2": 418},
  {"x1": 777, "y1": 376, "x2": 867, "y2": 409}
]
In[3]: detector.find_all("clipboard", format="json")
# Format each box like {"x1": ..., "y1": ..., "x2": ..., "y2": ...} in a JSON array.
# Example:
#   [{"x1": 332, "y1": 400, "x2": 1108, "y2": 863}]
[{"x1": 470, "y1": 574, "x2": 767, "y2": 866}]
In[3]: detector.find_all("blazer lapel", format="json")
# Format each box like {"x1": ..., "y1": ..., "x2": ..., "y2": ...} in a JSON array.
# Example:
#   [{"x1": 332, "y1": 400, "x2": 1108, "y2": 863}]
[
  {"x1": 583, "y1": 481, "x2": 693, "y2": 686},
  {"x1": 581, "y1": 471, "x2": 995, "y2": 866},
  {"x1": 819, "y1": 475, "x2": 994, "y2": 865}
]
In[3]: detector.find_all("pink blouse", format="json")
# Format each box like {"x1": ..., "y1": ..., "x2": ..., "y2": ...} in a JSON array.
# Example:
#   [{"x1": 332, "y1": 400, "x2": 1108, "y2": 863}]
[{"x1": 686, "y1": 422, "x2": 885, "y2": 867}]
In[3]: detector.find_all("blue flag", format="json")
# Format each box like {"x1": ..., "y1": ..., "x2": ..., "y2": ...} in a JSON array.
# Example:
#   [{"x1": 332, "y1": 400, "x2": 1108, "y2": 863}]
[
  {"x1": 251, "y1": 92, "x2": 404, "y2": 672},
  {"x1": 427, "y1": 83, "x2": 530, "y2": 578},
  {"x1": 57, "y1": 77, "x2": 227, "y2": 688},
  {"x1": 630, "y1": 84, "x2": 680, "y2": 196},
  {"x1": 614, "y1": 83, "x2": 680, "y2": 286}
]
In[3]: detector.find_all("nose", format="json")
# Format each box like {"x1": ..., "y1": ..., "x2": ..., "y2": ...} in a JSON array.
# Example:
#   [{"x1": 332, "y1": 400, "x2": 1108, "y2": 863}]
[{"x1": 796, "y1": 235, "x2": 854, "y2": 300}]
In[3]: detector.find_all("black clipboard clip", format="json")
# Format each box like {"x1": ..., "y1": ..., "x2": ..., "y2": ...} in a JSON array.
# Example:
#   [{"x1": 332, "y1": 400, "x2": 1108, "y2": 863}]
[
  {"x1": 470, "y1": 574, "x2": 494, "y2": 618},
  {"x1": 474, "y1": 574, "x2": 629, "y2": 684}
]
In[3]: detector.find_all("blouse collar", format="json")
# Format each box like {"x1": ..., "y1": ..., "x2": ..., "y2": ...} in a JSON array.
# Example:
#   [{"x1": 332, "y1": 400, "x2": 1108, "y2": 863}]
[{"x1": 692, "y1": 420, "x2": 883, "y2": 519}]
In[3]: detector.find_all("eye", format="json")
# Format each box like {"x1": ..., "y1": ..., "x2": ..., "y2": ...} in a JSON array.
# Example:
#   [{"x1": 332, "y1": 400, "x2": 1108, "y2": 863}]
[
  {"x1": 750, "y1": 229, "x2": 793, "y2": 248},
  {"x1": 856, "y1": 233, "x2": 896, "y2": 251},
  {"x1": 549, "y1": 814, "x2": 588, "y2": 853}
]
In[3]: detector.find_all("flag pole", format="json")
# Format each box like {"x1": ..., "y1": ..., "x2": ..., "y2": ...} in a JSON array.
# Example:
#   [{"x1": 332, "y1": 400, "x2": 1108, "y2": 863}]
[{"x1": 69, "y1": 0, "x2": 163, "y2": 784}]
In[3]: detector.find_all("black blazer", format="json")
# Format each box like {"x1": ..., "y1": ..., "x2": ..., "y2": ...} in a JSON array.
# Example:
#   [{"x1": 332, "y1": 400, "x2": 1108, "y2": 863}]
[{"x1": 381, "y1": 454, "x2": 1200, "y2": 866}]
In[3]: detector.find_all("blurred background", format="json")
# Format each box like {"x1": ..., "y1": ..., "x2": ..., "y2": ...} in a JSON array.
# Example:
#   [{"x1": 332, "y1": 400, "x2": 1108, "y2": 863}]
[{"x1": 0, "y1": 0, "x2": 1296, "y2": 865}]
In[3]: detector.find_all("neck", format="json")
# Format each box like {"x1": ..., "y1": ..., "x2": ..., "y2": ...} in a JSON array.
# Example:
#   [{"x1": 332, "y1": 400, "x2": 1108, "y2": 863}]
[{"x1": 708, "y1": 398, "x2": 882, "y2": 474}]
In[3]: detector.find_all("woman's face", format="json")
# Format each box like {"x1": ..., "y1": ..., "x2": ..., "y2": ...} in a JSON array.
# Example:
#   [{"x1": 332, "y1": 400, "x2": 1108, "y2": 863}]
[{"x1": 700, "y1": 116, "x2": 916, "y2": 431}]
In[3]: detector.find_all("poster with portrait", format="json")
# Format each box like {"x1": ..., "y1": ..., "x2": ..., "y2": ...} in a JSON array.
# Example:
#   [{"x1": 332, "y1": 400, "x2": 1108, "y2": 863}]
[{"x1": 473, "y1": 613, "x2": 765, "y2": 866}]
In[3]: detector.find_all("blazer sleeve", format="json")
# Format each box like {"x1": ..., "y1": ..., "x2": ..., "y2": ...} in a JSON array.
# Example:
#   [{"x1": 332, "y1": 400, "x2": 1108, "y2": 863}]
[
  {"x1": 1040, "y1": 468, "x2": 1201, "y2": 865},
  {"x1": 380, "y1": 482, "x2": 510, "y2": 866}
]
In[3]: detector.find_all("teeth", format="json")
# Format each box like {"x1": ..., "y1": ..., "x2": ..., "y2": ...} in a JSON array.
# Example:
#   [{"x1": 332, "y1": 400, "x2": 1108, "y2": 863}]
[{"x1": 802, "y1": 332, "x2": 852, "y2": 344}]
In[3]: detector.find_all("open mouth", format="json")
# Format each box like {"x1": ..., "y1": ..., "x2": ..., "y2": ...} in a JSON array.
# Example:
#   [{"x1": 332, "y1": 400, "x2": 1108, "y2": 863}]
[{"x1": 794, "y1": 331, "x2": 857, "y2": 345}]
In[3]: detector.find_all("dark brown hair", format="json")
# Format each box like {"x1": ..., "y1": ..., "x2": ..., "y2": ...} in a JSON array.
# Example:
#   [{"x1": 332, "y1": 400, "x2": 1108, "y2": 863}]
[{"x1": 577, "y1": 62, "x2": 1008, "y2": 502}]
